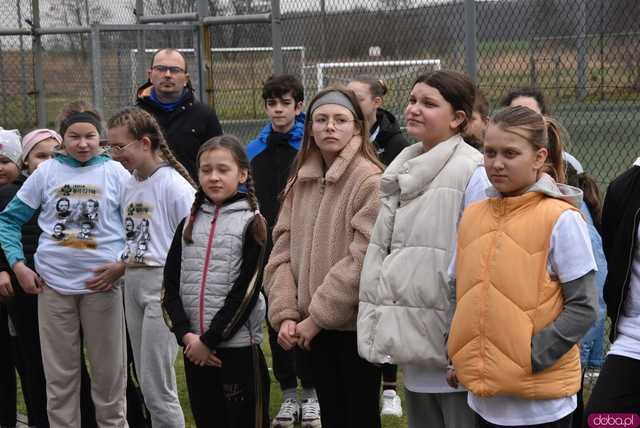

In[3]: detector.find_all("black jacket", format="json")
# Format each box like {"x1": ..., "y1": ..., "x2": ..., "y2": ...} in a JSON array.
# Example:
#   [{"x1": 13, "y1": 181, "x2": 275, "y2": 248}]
[
  {"x1": 245, "y1": 117, "x2": 303, "y2": 298},
  {"x1": 136, "y1": 82, "x2": 223, "y2": 180},
  {"x1": 600, "y1": 164, "x2": 640, "y2": 341},
  {"x1": 0, "y1": 175, "x2": 41, "y2": 297},
  {"x1": 371, "y1": 108, "x2": 410, "y2": 166}
]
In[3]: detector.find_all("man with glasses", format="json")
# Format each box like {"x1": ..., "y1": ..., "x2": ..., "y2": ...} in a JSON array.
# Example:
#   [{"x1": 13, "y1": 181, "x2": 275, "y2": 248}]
[{"x1": 136, "y1": 48, "x2": 222, "y2": 179}]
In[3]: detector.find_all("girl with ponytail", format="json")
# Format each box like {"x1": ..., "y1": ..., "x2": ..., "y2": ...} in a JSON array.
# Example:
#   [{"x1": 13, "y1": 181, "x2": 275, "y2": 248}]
[
  {"x1": 447, "y1": 105, "x2": 599, "y2": 427},
  {"x1": 347, "y1": 75, "x2": 409, "y2": 166},
  {"x1": 107, "y1": 106, "x2": 196, "y2": 427},
  {"x1": 161, "y1": 135, "x2": 269, "y2": 428}
]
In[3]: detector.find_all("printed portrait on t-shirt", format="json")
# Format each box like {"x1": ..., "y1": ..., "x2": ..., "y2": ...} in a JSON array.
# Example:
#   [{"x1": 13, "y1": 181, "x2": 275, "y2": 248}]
[
  {"x1": 137, "y1": 219, "x2": 151, "y2": 243},
  {"x1": 77, "y1": 222, "x2": 93, "y2": 240},
  {"x1": 81, "y1": 199, "x2": 99, "y2": 224},
  {"x1": 52, "y1": 223, "x2": 67, "y2": 241},
  {"x1": 56, "y1": 197, "x2": 71, "y2": 220},
  {"x1": 122, "y1": 202, "x2": 153, "y2": 265},
  {"x1": 135, "y1": 241, "x2": 148, "y2": 264},
  {"x1": 52, "y1": 184, "x2": 102, "y2": 249},
  {"x1": 125, "y1": 217, "x2": 136, "y2": 240}
]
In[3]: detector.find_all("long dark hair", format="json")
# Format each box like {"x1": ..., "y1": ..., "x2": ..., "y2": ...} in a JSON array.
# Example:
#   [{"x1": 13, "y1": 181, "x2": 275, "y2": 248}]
[
  {"x1": 413, "y1": 70, "x2": 476, "y2": 134},
  {"x1": 183, "y1": 135, "x2": 267, "y2": 245},
  {"x1": 565, "y1": 163, "x2": 603, "y2": 229},
  {"x1": 500, "y1": 87, "x2": 548, "y2": 115}
]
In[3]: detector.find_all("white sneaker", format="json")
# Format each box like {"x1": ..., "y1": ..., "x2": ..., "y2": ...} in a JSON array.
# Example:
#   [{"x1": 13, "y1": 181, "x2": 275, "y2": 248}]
[
  {"x1": 380, "y1": 389, "x2": 403, "y2": 417},
  {"x1": 272, "y1": 398, "x2": 300, "y2": 428},
  {"x1": 301, "y1": 398, "x2": 322, "y2": 428}
]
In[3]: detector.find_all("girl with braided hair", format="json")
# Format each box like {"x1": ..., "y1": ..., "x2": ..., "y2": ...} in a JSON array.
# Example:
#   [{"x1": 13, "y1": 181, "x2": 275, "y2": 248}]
[
  {"x1": 107, "y1": 106, "x2": 195, "y2": 428},
  {"x1": 162, "y1": 135, "x2": 270, "y2": 428}
]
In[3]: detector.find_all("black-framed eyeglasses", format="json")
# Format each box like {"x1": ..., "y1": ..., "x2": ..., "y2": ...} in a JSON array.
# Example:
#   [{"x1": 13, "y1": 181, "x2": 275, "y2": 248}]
[{"x1": 151, "y1": 65, "x2": 186, "y2": 74}]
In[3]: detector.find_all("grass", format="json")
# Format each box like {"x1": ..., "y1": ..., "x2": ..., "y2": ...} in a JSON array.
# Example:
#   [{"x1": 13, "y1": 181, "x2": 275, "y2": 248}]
[
  {"x1": 16, "y1": 325, "x2": 408, "y2": 428},
  {"x1": 16, "y1": 343, "x2": 602, "y2": 427},
  {"x1": 175, "y1": 328, "x2": 409, "y2": 428},
  {"x1": 14, "y1": 320, "x2": 608, "y2": 427}
]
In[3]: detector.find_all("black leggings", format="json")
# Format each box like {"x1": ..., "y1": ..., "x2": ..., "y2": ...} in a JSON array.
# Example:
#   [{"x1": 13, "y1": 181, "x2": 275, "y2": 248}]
[
  {"x1": 184, "y1": 345, "x2": 270, "y2": 428},
  {"x1": 0, "y1": 303, "x2": 22, "y2": 428},
  {"x1": 381, "y1": 363, "x2": 398, "y2": 390},
  {"x1": 6, "y1": 294, "x2": 48, "y2": 428},
  {"x1": 585, "y1": 354, "x2": 640, "y2": 419},
  {"x1": 267, "y1": 321, "x2": 314, "y2": 391},
  {"x1": 309, "y1": 330, "x2": 381, "y2": 428}
]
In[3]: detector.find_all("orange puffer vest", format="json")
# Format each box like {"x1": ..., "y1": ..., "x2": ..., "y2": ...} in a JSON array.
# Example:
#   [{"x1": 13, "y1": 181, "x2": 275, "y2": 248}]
[{"x1": 448, "y1": 192, "x2": 581, "y2": 399}]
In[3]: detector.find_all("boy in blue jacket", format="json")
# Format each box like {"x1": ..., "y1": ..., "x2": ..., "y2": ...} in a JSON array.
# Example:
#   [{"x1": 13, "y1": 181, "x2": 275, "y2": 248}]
[{"x1": 246, "y1": 75, "x2": 320, "y2": 428}]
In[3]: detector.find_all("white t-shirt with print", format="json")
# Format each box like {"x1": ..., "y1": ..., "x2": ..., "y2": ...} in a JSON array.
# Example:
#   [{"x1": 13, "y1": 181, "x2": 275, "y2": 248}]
[
  {"x1": 120, "y1": 166, "x2": 195, "y2": 267},
  {"x1": 403, "y1": 165, "x2": 491, "y2": 394},
  {"x1": 458, "y1": 210, "x2": 596, "y2": 426},
  {"x1": 17, "y1": 158, "x2": 130, "y2": 295}
]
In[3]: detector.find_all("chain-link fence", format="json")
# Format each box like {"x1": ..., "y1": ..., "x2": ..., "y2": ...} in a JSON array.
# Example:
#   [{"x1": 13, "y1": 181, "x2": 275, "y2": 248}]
[
  {"x1": 0, "y1": 0, "x2": 35, "y2": 130},
  {"x1": 0, "y1": 0, "x2": 638, "y2": 187}
]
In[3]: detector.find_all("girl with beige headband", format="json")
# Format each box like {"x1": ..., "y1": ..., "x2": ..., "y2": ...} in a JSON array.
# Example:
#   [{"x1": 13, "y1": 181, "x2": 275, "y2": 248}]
[{"x1": 264, "y1": 86, "x2": 384, "y2": 427}]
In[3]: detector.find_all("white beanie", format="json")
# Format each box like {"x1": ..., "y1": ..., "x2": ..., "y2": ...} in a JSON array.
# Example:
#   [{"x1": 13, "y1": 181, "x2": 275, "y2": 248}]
[{"x1": 0, "y1": 128, "x2": 22, "y2": 166}]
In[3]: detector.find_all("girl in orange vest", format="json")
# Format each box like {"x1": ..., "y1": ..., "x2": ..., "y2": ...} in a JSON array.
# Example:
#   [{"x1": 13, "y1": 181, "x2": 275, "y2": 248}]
[{"x1": 447, "y1": 106, "x2": 598, "y2": 427}]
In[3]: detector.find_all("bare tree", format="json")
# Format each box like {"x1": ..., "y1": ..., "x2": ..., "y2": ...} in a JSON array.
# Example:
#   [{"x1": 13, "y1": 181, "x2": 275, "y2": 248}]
[
  {"x1": 377, "y1": 0, "x2": 414, "y2": 11},
  {"x1": 148, "y1": 0, "x2": 227, "y2": 15},
  {"x1": 45, "y1": 0, "x2": 111, "y2": 52}
]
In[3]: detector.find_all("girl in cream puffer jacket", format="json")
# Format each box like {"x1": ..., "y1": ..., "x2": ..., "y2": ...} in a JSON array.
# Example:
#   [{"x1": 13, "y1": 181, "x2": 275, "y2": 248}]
[{"x1": 358, "y1": 71, "x2": 487, "y2": 428}]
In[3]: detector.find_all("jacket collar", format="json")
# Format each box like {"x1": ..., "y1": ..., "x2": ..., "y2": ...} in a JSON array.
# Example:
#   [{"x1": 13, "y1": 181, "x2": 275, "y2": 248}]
[
  {"x1": 136, "y1": 81, "x2": 194, "y2": 111},
  {"x1": 381, "y1": 134, "x2": 464, "y2": 198},
  {"x1": 256, "y1": 112, "x2": 305, "y2": 150},
  {"x1": 54, "y1": 152, "x2": 110, "y2": 168},
  {"x1": 298, "y1": 135, "x2": 363, "y2": 184},
  {"x1": 486, "y1": 173, "x2": 584, "y2": 209},
  {"x1": 200, "y1": 192, "x2": 251, "y2": 215}
]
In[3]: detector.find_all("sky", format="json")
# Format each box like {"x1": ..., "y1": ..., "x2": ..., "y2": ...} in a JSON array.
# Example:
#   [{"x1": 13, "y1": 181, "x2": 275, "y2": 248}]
[{"x1": 0, "y1": 0, "x2": 461, "y2": 28}]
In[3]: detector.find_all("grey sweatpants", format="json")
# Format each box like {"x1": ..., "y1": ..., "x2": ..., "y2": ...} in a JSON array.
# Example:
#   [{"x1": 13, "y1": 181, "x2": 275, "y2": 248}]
[
  {"x1": 124, "y1": 267, "x2": 185, "y2": 428},
  {"x1": 405, "y1": 389, "x2": 476, "y2": 428},
  {"x1": 38, "y1": 285, "x2": 128, "y2": 428}
]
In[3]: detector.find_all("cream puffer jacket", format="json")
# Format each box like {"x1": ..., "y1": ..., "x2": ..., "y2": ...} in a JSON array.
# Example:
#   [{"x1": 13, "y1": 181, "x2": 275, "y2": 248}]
[{"x1": 358, "y1": 134, "x2": 482, "y2": 367}]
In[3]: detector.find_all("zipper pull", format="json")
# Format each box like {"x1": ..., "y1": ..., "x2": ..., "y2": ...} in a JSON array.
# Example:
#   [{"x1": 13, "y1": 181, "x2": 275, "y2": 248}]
[{"x1": 211, "y1": 206, "x2": 220, "y2": 224}]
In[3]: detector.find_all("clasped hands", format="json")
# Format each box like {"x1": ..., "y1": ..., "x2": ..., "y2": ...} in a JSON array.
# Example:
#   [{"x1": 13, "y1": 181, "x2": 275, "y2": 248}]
[
  {"x1": 182, "y1": 333, "x2": 223, "y2": 368},
  {"x1": 277, "y1": 317, "x2": 321, "y2": 351}
]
